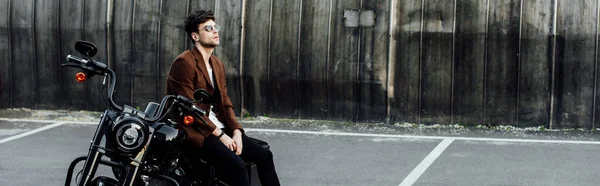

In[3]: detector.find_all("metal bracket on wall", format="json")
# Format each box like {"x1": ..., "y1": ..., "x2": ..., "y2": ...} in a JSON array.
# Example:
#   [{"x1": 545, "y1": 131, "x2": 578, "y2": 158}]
[{"x1": 344, "y1": 9, "x2": 376, "y2": 27}]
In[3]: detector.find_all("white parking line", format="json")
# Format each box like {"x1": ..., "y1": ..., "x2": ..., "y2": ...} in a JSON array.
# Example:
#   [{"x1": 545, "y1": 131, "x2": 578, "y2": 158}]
[
  {"x1": 0, "y1": 122, "x2": 66, "y2": 144},
  {"x1": 0, "y1": 118, "x2": 96, "y2": 125},
  {"x1": 399, "y1": 138, "x2": 454, "y2": 186},
  {"x1": 247, "y1": 128, "x2": 600, "y2": 145},
  {"x1": 2, "y1": 118, "x2": 600, "y2": 145}
]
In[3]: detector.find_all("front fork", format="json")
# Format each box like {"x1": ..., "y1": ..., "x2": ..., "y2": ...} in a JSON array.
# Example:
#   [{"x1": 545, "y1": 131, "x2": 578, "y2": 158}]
[
  {"x1": 65, "y1": 111, "x2": 171, "y2": 186},
  {"x1": 77, "y1": 110, "x2": 112, "y2": 186},
  {"x1": 120, "y1": 125, "x2": 157, "y2": 186}
]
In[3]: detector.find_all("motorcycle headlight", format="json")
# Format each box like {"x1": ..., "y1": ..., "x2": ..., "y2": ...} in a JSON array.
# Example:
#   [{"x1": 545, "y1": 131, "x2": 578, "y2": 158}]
[{"x1": 112, "y1": 117, "x2": 149, "y2": 154}]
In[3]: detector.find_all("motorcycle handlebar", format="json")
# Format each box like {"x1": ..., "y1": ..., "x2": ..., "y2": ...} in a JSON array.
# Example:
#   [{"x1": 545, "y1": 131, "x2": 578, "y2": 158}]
[
  {"x1": 64, "y1": 54, "x2": 122, "y2": 111},
  {"x1": 65, "y1": 54, "x2": 207, "y2": 126},
  {"x1": 143, "y1": 95, "x2": 207, "y2": 126},
  {"x1": 66, "y1": 55, "x2": 88, "y2": 65},
  {"x1": 174, "y1": 95, "x2": 207, "y2": 117},
  {"x1": 66, "y1": 55, "x2": 108, "y2": 73}
]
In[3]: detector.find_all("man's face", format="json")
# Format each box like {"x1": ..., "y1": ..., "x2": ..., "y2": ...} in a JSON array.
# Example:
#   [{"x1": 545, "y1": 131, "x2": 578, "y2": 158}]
[{"x1": 195, "y1": 20, "x2": 220, "y2": 48}]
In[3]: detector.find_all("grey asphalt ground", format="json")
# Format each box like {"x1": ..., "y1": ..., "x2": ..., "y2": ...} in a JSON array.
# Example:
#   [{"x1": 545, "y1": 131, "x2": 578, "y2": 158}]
[{"x1": 1, "y1": 111, "x2": 600, "y2": 186}]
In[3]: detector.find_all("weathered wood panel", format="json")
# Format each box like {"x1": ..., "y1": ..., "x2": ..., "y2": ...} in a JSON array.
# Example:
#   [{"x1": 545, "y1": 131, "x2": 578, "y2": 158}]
[
  {"x1": 554, "y1": 0, "x2": 597, "y2": 128},
  {"x1": 453, "y1": 0, "x2": 486, "y2": 125},
  {"x1": 242, "y1": 0, "x2": 271, "y2": 117},
  {"x1": 328, "y1": 0, "x2": 360, "y2": 121},
  {"x1": 298, "y1": 0, "x2": 330, "y2": 119},
  {"x1": 0, "y1": 0, "x2": 11, "y2": 108},
  {"x1": 83, "y1": 0, "x2": 108, "y2": 110},
  {"x1": 390, "y1": 0, "x2": 421, "y2": 123},
  {"x1": 59, "y1": 0, "x2": 86, "y2": 110},
  {"x1": 111, "y1": 0, "x2": 134, "y2": 107},
  {"x1": 34, "y1": 0, "x2": 61, "y2": 109},
  {"x1": 519, "y1": 0, "x2": 552, "y2": 127},
  {"x1": 359, "y1": 0, "x2": 390, "y2": 122},
  {"x1": 214, "y1": 0, "x2": 243, "y2": 115},
  {"x1": 268, "y1": 0, "x2": 301, "y2": 118},
  {"x1": 10, "y1": 0, "x2": 36, "y2": 108},
  {"x1": 189, "y1": 0, "x2": 215, "y2": 14},
  {"x1": 158, "y1": 0, "x2": 188, "y2": 101},
  {"x1": 420, "y1": 0, "x2": 454, "y2": 124},
  {"x1": 485, "y1": 0, "x2": 520, "y2": 126},
  {"x1": 132, "y1": 0, "x2": 161, "y2": 108}
]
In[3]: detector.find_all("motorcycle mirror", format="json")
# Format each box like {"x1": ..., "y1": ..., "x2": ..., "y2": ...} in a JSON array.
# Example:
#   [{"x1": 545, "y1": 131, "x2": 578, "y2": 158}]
[
  {"x1": 193, "y1": 89, "x2": 212, "y2": 104},
  {"x1": 74, "y1": 40, "x2": 98, "y2": 57}
]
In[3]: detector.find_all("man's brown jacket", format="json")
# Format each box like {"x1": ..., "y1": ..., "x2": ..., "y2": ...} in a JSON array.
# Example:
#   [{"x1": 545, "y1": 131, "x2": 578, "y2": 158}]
[{"x1": 166, "y1": 47, "x2": 243, "y2": 147}]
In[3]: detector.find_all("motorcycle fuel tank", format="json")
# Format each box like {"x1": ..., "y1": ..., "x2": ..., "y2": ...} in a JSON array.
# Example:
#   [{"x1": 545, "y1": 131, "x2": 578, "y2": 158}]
[{"x1": 148, "y1": 122, "x2": 186, "y2": 160}]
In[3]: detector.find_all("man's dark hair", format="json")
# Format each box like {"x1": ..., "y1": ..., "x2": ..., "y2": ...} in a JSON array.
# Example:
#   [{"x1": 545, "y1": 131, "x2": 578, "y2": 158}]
[{"x1": 185, "y1": 10, "x2": 215, "y2": 42}]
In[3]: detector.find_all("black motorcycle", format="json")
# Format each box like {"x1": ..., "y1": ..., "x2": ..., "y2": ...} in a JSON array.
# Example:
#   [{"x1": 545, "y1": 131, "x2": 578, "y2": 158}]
[{"x1": 63, "y1": 41, "x2": 265, "y2": 186}]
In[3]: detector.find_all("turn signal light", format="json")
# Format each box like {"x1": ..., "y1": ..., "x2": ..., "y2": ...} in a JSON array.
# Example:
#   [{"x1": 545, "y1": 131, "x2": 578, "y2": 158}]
[
  {"x1": 75, "y1": 72, "x2": 87, "y2": 82},
  {"x1": 183, "y1": 115, "x2": 194, "y2": 125}
]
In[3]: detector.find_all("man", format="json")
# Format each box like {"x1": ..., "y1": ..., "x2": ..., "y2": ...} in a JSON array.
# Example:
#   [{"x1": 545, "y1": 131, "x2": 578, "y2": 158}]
[{"x1": 166, "y1": 10, "x2": 280, "y2": 186}]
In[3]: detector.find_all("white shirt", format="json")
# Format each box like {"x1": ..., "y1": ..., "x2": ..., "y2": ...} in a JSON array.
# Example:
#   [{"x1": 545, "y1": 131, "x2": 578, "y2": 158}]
[{"x1": 207, "y1": 66, "x2": 225, "y2": 129}]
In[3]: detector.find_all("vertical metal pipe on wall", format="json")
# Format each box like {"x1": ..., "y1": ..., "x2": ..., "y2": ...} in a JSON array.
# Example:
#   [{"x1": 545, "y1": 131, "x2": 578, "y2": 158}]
[
  {"x1": 549, "y1": 0, "x2": 558, "y2": 129},
  {"x1": 418, "y1": 0, "x2": 425, "y2": 124},
  {"x1": 57, "y1": 0, "x2": 63, "y2": 108},
  {"x1": 386, "y1": 0, "x2": 396, "y2": 124},
  {"x1": 516, "y1": 0, "x2": 524, "y2": 126},
  {"x1": 106, "y1": 0, "x2": 114, "y2": 69},
  {"x1": 32, "y1": 1, "x2": 39, "y2": 109},
  {"x1": 267, "y1": 0, "x2": 273, "y2": 110},
  {"x1": 130, "y1": 0, "x2": 136, "y2": 105},
  {"x1": 239, "y1": 0, "x2": 247, "y2": 120},
  {"x1": 450, "y1": 0, "x2": 457, "y2": 125},
  {"x1": 6, "y1": 0, "x2": 12, "y2": 108},
  {"x1": 483, "y1": 0, "x2": 490, "y2": 126},
  {"x1": 326, "y1": 0, "x2": 333, "y2": 119},
  {"x1": 296, "y1": 0, "x2": 303, "y2": 119},
  {"x1": 105, "y1": 0, "x2": 115, "y2": 108},
  {"x1": 593, "y1": 0, "x2": 600, "y2": 128},
  {"x1": 156, "y1": 0, "x2": 163, "y2": 101},
  {"x1": 155, "y1": 0, "x2": 163, "y2": 100},
  {"x1": 356, "y1": 0, "x2": 363, "y2": 122},
  {"x1": 56, "y1": 0, "x2": 62, "y2": 109}
]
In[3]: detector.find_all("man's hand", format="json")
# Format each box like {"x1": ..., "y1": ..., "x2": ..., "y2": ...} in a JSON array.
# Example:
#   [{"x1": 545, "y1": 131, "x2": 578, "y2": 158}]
[
  {"x1": 219, "y1": 133, "x2": 237, "y2": 151},
  {"x1": 232, "y1": 129, "x2": 243, "y2": 155}
]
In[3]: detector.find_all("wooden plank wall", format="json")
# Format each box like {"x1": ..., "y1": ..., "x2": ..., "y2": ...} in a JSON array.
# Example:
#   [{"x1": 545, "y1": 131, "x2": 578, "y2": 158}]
[
  {"x1": 58, "y1": 0, "x2": 86, "y2": 110},
  {"x1": 329, "y1": 0, "x2": 360, "y2": 121},
  {"x1": 110, "y1": 0, "x2": 134, "y2": 108},
  {"x1": 131, "y1": 0, "x2": 161, "y2": 108},
  {"x1": 269, "y1": 0, "x2": 301, "y2": 118},
  {"x1": 83, "y1": 0, "x2": 109, "y2": 111},
  {"x1": 519, "y1": 0, "x2": 552, "y2": 127},
  {"x1": 554, "y1": 0, "x2": 597, "y2": 128},
  {"x1": 0, "y1": 0, "x2": 9, "y2": 108},
  {"x1": 4, "y1": 0, "x2": 600, "y2": 129},
  {"x1": 242, "y1": 0, "x2": 271, "y2": 117},
  {"x1": 453, "y1": 0, "x2": 486, "y2": 126},
  {"x1": 298, "y1": 0, "x2": 330, "y2": 119},
  {"x1": 158, "y1": 0, "x2": 189, "y2": 104},
  {"x1": 10, "y1": 0, "x2": 36, "y2": 108},
  {"x1": 35, "y1": 0, "x2": 61, "y2": 109},
  {"x1": 420, "y1": 0, "x2": 454, "y2": 124},
  {"x1": 214, "y1": 0, "x2": 243, "y2": 115},
  {"x1": 485, "y1": 0, "x2": 521, "y2": 126},
  {"x1": 390, "y1": 0, "x2": 422, "y2": 124},
  {"x1": 359, "y1": 0, "x2": 390, "y2": 122}
]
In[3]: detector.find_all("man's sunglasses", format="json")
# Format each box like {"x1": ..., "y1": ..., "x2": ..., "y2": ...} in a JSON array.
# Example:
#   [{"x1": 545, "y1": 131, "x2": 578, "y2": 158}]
[{"x1": 204, "y1": 24, "x2": 220, "y2": 32}]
